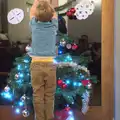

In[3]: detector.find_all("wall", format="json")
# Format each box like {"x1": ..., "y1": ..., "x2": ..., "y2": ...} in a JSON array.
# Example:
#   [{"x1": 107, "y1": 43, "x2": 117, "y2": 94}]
[
  {"x1": 114, "y1": 0, "x2": 120, "y2": 120},
  {"x1": 59, "y1": 0, "x2": 101, "y2": 43},
  {"x1": 68, "y1": 1, "x2": 101, "y2": 42},
  {"x1": 8, "y1": 0, "x2": 30, "y2": 42},
  {"x1": 68, "y1": 3, "x2": 101, "y2": 42}
]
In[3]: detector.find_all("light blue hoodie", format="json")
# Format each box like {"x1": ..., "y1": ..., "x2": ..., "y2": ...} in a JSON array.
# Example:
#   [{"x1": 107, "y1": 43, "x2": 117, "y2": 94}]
[{"x1": 29, "y1": 17, "x2": 58, "y2": 57}]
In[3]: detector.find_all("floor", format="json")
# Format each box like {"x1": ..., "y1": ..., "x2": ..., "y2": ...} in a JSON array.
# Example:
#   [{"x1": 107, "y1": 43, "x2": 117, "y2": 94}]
[
  {"x1": 0, "y1": 106, "x2": 102, "y2": 120},
  {"x1": 90, "y1": 83, "x2": 101, "y2": 106}
]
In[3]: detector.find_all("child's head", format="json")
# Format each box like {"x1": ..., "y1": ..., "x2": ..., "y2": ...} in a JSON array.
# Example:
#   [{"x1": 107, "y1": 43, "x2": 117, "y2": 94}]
[{"x1": 35, "y1": 1, "x2": 54, "y2": 22}]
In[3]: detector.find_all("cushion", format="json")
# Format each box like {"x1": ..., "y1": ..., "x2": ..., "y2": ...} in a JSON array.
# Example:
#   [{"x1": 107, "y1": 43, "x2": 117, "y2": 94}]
[{"x1": 0, "y1": 33, "x2": 8, "y2": 40}]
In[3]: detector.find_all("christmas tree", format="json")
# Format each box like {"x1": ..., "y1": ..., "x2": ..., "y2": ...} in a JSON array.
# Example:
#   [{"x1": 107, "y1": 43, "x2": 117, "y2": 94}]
[{"x1": 0, "y1": 33, "x2": 97, "y2": 118}]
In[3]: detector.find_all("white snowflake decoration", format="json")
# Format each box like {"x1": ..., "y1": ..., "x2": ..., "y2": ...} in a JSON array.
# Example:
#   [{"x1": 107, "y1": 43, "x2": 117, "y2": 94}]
[
  {"x1": 81, "y1": 90, "x2": 90, "y2": 114},
  {"x1": 89, "y1": 0, "x2": 98, "y2": 3},
  {"x1": 7, "y1": 8, "x2": 24, "y2": 24},
  {"x1": 74, "y1": 0, "x2": 95, "y2": 20}
]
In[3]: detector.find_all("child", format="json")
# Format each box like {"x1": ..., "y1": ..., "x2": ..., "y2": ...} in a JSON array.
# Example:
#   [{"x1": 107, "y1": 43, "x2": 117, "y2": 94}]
[{"x1": 29, "y1": 0, "x2": 58, "y2": 120}]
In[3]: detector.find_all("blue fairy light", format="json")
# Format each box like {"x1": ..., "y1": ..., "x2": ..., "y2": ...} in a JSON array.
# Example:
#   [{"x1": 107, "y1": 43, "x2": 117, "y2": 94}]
[
  {"x1": 81, "y1": 75, "x2": 85, "y2": 79},
  {"x1": 24, "y1": 59, "x2": 29, "y2": 63},
  {"x1": 18, "y1": 101, "x2": 24, "y2": 106},
  {"x1": 66, "y1": 55, "x2": 72, "y2": 61},
  {"x1": 68, "y1": 111, "x2": 73, "y2": 115},
  {"x1": 66, "y1": 80, "x2": 70, "y2": 84},
  {"x1": 73, "y1": 82, "x2": 77, "y2": 86},
  {"x1": 66, "y1": 111, "x2": 75, "y2": 120},
  {"x1": 66, "y1": 104, "x2": 69, "y2": 107},
  {"x1": 1, "y1": 92, "x2": 12, "y2": 100},
  {"x1": 19, "y1": 73, "x2": 24, "y2": 78},
  {"x1": 73, "y1": 82, "x2": 82, "y2": 87},
  {"x1": 64, "y1": 59, "x2": 68, "y2": 62},
  {"x1": 17, "y1": 65, "x2": 21, "y2": 70},
  {"x1": 25, "y1": 65, "x2": 28, "y2": 69},
  {"x1": 78, "y1": 82, "x2": 82, "y2": 86},
  {"x1": 15, "y1": 108, "x2": 21, "y2": 114},
  {"x1": 16, "y1": 79, "x2": 23, "y2": 84},
  {"x1": 27, "y1": 73, "x2": 30, "y2": 76},
  {"x1": 66, "y1": 55, "x2": 70, "y2": 59},
  {"x1": 58, "y1": 50, "x2": 62, "y2": 54},
  {"x1": 68, "y1": 117, "x2": 74, "y2": 120},
  {"x1": 53, "y1": 59, "x2": 58, "y2": 64}
]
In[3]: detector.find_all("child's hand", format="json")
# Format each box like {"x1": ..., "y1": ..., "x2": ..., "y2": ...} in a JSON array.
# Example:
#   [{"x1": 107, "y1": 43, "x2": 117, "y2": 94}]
[
  {"x1": 30, "y1": 0, "x2": 40, "y2": 19},
  {"x1": 30, "y1": 4, "x2": 37, "y2": 19},
  {"x1": 33, "y1": 0, "x2": 40, "y2": 7},
  {"x1": 52, "y1": 12, "x2": 57, "y2": 19}
]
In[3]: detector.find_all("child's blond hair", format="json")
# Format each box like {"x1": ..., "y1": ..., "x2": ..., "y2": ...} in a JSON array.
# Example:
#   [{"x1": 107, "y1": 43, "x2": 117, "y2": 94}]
[{"x1": 35, "y1": 1, "x2": 55, "y2": 22}]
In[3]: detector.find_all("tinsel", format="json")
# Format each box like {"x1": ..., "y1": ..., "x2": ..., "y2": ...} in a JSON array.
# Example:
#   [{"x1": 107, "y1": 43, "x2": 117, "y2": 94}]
[
  {"x1": 55, "y1": 62, "x2": 90, "y2": 74},
  {"x1": 81, "y1": 90, "x2": 90, "y2": 114}
]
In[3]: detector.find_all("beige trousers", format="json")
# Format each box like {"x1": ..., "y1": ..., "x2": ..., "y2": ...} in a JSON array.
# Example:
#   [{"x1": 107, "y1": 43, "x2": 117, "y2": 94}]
[{"x1": 30, "y1": 61, "x2": 56, "y2": 120}]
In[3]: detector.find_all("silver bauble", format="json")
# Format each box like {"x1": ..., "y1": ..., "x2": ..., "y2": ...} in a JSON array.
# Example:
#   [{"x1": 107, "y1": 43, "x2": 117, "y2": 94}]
[{"x1": 22, "y1": 109, "x2": 30, "y2": 117}]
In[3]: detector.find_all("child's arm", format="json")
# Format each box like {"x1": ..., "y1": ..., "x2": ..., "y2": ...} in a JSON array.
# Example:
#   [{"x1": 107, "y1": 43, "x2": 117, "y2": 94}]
[
  {"x1": 30, "y1": 6, "x2": 36, "y2": 20},
  {"x1": 30, "y1": 0, "x2": 40, "y2": 19},
  {"x1": 52, "y1": 11, "x2": 58, "y2": 30}
]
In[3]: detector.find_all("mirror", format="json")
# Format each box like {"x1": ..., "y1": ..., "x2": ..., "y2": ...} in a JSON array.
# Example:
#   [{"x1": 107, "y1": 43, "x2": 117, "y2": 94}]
[{"x1": 0, "y1": 0, "x2": 102, "y2": 119}]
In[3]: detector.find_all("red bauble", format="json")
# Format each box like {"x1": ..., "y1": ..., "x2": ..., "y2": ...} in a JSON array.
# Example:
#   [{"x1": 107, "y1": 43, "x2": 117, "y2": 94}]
[
  {"x1": 55, "y1": 110, "x2": 69, "y2": 120},
  {"x1": 66, "y1": 11, "x2": 73, "y2": 17},
  {"x1": 62, "y1": 84, "x2": 67, "y2": 89},
  {"x1": 65, "y1": 106, "x2": 71, "y2": 111},
  {"x1": 57, "y1": 80, "x2": 63, "y2": 86},
  {"x1": 70, "y1": 8, "x2": 76, "y2": 13},
  {"x1": 72, "y1": 44, "x2": 78, "y2": 50},
  {"x1": 82, "y1": 80, "x2": 91, "y2": 86}
]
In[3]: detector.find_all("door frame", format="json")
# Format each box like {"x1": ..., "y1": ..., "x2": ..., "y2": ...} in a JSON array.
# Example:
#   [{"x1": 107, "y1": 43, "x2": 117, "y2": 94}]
[
  {"x1": 79, "y1": 0, "x2": 114, "y2": 119},
  {"x1": 102, "y1": 0, "x2": 114, "y2": 119}
]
